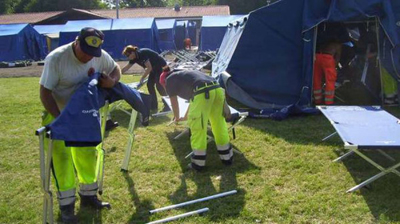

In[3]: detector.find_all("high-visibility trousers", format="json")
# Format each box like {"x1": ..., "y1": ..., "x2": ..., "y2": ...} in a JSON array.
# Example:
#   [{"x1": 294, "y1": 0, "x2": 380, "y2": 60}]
[
  {"x1": 313, "y1": 53, "x2": 337, "y2": 105},
  {"x1": 187, "y1": 87, "x2": 232, "y2": 170},
  {"x1": 42, "y1": 111, "x2": 102, "y2": 206}
]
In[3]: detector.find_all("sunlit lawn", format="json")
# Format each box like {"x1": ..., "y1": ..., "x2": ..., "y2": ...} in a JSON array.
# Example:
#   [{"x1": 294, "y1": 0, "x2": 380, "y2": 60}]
[{"x1": 1, "y1": 76, "x2": 400, "y2": 223}]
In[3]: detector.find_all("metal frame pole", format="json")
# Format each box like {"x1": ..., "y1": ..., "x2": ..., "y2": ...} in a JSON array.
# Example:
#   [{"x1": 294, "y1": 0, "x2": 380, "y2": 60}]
[
  {"x1": 147, "y1": 208, "x2": 209, "y2": 224},
  {"x1": 149, "y1": 190, "x2": 237, "y2": 214}
]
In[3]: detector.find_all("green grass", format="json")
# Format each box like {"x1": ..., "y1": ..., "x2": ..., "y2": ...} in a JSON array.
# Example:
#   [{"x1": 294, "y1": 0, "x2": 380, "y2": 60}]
[{"x1": 1, "y1": 76, "x2": 400, "y2": 223}]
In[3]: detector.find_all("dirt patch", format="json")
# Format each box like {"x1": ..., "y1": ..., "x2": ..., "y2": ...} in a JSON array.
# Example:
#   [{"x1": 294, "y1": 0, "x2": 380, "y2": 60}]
[{"x1": 0, "y1": 61, "x2": 145, "y2": 78}]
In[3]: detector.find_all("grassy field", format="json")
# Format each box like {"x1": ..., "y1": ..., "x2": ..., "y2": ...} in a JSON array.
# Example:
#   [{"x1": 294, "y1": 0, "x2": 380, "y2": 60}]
[{"x1": 1, "y1": 76, "x2": 400, "y2": 224}]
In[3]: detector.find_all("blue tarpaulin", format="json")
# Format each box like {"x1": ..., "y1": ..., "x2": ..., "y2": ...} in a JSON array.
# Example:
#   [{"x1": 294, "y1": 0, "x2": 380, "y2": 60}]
[
  {"x1": 199, "y1": 15, "x2": 244, "y2": 51},
  {"x1": 0, "y1": 23, "x2": 47, "y2": 62},
  {"x1": 155, "y1": 19, "x2": 177, "y2": 51},
  {"x1": 34, "y1": 24, "x2": 64, "y2": 53},
  {"x1": 186, "y1": 21, "x2": 197, "y2": 46},
  {"x1": 59, "y1": 18, "x2": 160, "y2": 59},
  {"x1": 49, "y1": 73, "x2": 149, "y2": 146},
  {"x1": 111, "y1": 18, "x2": 161, "y2": 59},
  {"x1": 175, "y1": 20, "x2": 188, "y2": 50},
  {"x1": 212, "y1": 0, "x2": 400, "y2": 116},
  {"x1": 59, "y1": 19, "x2": 113, "y2": 55}
]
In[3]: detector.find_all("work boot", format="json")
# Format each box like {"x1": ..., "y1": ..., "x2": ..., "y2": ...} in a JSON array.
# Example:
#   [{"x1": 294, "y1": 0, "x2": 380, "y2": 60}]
[
  {"x1": 139, "y1": 113, "x2": 149, "y2": 127},
  {"x1": 221, "y1": 157, "x2": 233, "y2": 166},
  {"x1": 60, "y1": 204, "x2": 78, "y2": 224},
  {"x1": 105, "y1": 119, "x2": 119, "y2": 131},
  {"x1": 79, "y1": 194, "x2": 111, "y2": 210}
]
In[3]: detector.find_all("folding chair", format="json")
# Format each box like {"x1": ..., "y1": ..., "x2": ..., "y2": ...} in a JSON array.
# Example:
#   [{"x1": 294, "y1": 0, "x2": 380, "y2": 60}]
[
  {"x1": 318, "y1": 105, "x2": 400, "y2": 193},
  {"x1": 36, "y1": 103, "x2": 109, "y2": 224}
]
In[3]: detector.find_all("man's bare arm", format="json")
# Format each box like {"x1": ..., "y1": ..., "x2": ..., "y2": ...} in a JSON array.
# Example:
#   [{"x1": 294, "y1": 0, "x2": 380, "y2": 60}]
[
  {"x1": 40, "y1": 85, "x2": 60, "y2": 118},
  {"x1": 100, "y1": 65, "x2": 121, "y2": 88}
]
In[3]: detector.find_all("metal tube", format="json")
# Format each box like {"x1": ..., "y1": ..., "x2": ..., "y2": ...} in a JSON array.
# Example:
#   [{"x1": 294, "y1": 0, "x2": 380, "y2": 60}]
[
  {"x1": 147, "y1": 208, "x2": 209, "y2": 224},
  {"x1": 149, "y1": 190, "x2": 237, "y2": 214}
]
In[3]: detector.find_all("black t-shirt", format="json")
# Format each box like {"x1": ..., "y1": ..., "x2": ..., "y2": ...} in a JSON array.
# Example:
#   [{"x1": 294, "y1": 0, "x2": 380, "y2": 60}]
[
  {"x1": 129, "y1": 48, "x2": 167, "y2": 74},
  {"x1": 165, "y1": 70, "x2": 216, "y2": 100}
]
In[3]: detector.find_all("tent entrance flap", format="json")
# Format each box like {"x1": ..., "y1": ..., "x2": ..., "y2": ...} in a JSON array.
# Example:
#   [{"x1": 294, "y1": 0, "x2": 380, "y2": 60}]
[{"x1": 314, "y1": 20, "x2": 384, "y2": 106}]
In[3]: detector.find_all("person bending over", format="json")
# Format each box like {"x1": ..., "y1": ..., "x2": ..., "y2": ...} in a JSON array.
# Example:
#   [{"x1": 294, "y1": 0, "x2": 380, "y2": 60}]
[
  {"x1": 122, "y1": 45, "x2": 168, "y2": 112},
  {"x1": 160, "y1": 66, "x2": 233, "y2": 171}
]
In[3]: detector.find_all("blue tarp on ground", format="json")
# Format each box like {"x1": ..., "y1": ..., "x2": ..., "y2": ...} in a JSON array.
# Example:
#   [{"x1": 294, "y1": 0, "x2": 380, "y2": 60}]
[
  {"x1": 111, "y1": 17, "x2": 161, "y2": 59},
  {"x1": 34, "y1": 25, "x2": 65, "y2": 53},
  {"x1": 155, "y1": 19, "x2": 177, "y2": 51},
  {"x1": 212, "y1": 0, "x2": 400, "y2": 112},
  {"x1": 199, "y1": 15, "x2": 244, "y2": 51},
  {"x1": 0, "y1": 23, "x2": 47, "y2": 62}
]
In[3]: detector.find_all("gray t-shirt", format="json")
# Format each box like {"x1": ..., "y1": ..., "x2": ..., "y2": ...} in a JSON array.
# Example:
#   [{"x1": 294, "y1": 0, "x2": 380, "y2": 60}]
[{"x1": 40, "y1": 43, "x2": 117, "y2": 110}]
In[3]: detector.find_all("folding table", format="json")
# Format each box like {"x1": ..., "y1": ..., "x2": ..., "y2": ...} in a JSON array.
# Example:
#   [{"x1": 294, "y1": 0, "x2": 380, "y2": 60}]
[{"x1": 317, "y1": 105, "x2": 400, "y2": 193}]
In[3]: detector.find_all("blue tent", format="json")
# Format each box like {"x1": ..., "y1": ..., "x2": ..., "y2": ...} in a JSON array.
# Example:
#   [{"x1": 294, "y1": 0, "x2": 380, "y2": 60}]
[
  {"x1": 34, "y1": 25, "x2": 64, "y2": 53},
  {"x1": 199, "y1": 15, "x2": 244, "y2": 51},
  {"x1": 186, "y1": 21, "x2": 197, "y2": 46},
  {"x1": 175, "y1": 21, "x2": 188, "y2": 50},
  {"x1": 111, "y1": 18, "x2": 161, "y2": 59},
  {"x1": 59, "y1": 19, "x2": 113, "y2": 57},
  {"x1": 212, "y1": 0, "x2": 400, "y2": 111},
  {"x1": 0, "y1": 23, "x2": 47, "y2": 62},
  {"x1": 155, "y1": 19, "x2": 177, "y2": 51}
]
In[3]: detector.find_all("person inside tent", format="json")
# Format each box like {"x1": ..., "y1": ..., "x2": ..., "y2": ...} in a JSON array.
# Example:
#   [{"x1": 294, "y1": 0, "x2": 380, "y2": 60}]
[
  {"x1": 159, "y1": 66, "x2": 233, "y2": 171},
  {"x1": 121, "y1": 45, "x2": 169, "y2": 112},
  {"x1": 313, "y1": 40, "x2": 342, "y2": 105},
  {"x1": 39, "y1": 27, "x2": 118, "y2": 223},
  {"x1": 184, "y1": 38, "x2": 192, "y2": 51}
]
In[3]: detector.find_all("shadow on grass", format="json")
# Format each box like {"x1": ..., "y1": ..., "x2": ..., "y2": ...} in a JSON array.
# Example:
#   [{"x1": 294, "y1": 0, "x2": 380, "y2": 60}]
[
  {"x1": 165, "y1": 130, "x2": 260, "y2": 222},
  {"x1": 76, "y1": 203, "x2": 103, "y2": 224},
  {"x1": 332, "y1": 148, "x2": 400, "y2": 222},
  {"x1": 123, "y1": 172, "x2": 155, "y2": 224},
  {"x1": 109, "y1": 106, "x2": 171, "y2": 129}
]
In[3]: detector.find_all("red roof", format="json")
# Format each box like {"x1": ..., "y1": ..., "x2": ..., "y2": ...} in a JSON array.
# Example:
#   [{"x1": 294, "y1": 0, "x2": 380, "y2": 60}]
[
  {"x1": 0, "y1": 11, "x2": 62, "y2": 24},
  {"x1": 0, "y1": 6, "x2": 230, "y2": 24}
]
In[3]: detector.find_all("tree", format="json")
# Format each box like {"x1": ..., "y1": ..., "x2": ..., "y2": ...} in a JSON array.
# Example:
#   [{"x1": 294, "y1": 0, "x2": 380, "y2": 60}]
[{"x1": 0, "y1": 0, "x2": 20, "y2": 14}]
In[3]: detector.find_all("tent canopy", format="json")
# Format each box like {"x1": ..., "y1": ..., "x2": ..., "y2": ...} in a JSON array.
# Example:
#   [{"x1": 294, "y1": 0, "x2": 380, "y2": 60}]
[
  {"x1": 212, "y1": 0, "x2": 400, "y2": 111},
  {"x1": 156, "y1": 19, "x2": 177, "y2": 51},
  {"x1": 199, "y1": 15, "x2": 244, "y2": 51},
  {"x1": 59, "y1": 18, "x2": 160, "y2": 59},
  {"x1": 0, "y1": 23, "x2": 47, "y2": 62},
  {"x1": 175, "y1": 20, "x2": 188, "y2": 50},
  {"x1": 59, "y1": 19, "x2": 112, "y2": 46},
  {"x1": 111, "y1": 17, "x2": 160, "y2": 59},
  {"x1": 34, "y1": 25, "x2": 65, "y2": 36}
]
